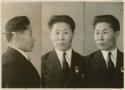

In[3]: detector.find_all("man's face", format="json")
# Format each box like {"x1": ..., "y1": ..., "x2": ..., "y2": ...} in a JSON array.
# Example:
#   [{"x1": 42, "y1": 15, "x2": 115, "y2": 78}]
[
  {"x1": 50, "y1": 22, "x2": 74, "y2": 51},
  {"x1": 94, "y1": 22, "x2": 119, "y2": 51},
  {"x1": 17, "y1": 25, "x2": 35, "y2": 52}
]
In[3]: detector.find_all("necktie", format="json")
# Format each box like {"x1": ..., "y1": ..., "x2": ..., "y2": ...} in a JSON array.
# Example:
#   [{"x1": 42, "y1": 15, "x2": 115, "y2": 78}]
[
  {"x1": 62, "y1": 52, "x2": 70, "y2": 81},
  {"x1": 107, "y1": 52, "x2": 115, "y2": 76}
]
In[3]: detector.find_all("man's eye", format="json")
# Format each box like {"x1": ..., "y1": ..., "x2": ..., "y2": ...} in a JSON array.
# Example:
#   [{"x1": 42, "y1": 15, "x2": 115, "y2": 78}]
[
  {"x1": 103, "y1": 32, "x2": 108, "y2": 34},
  {"x1": 55, "y1": 32, "x2": 59, "y2": 34},
  {"x1": 95, "y1": 32, "x2": 99, "y2": 34},
  {"x1": 64, "y1": 32, "x2": 68, "y2": 34}
]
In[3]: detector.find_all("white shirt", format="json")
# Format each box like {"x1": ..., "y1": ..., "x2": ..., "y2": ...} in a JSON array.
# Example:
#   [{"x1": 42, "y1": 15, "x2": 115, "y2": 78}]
[
  {"x1": 101, "y1": 48, "x2": 117, "y2": 67},
  {"x1": 9, "y1": 44, "x2": 30, "y2": 61},
  {"x1": 55, "y1": 48, "x2": 72, "y2": 68}
]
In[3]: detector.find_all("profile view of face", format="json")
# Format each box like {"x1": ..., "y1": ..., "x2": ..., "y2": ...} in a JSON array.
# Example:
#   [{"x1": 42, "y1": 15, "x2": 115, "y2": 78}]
[
  {"x1": 94, "y1": 22, "x2": 119, "y2": 51},
  {"x1": 17, "y1": 25, "x2": 35, "y2": 52},
  {"x1": 50, "y1": 22, "x2": 74, "y2": 51}
]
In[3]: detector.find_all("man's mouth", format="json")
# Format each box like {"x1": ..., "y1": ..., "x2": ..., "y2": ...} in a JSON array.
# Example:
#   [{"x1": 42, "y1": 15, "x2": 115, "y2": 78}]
[{"x1": 97, "y1": 43, "x2": 105, "y2": 46}]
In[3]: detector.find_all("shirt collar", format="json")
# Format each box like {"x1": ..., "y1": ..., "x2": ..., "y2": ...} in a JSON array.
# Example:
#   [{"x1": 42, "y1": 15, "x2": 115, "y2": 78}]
[
  {"x1": 9, "y1": 44, "x2": 29, "y2": 61},
  {"x1": 55, "y1": 48, "x2": 72, "y2": 67},
  {"x1": 55, "y1": 48, "x2": 72, "y2": 58},
  {"x1": 101, "y1": 48, "x2": 117, "y2": 67}
]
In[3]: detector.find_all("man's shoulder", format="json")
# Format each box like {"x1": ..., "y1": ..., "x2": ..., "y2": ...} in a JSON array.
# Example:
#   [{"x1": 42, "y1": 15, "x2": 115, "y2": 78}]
[
  {"x1": 71, "y1": 50, "x2": 85, "y2": 66},
  {"x1": 41, "y1": 50, "x2": 54, "y2": 61},
  {"x1": 2, "y1": 48, "x2": 18, "y2": 65},
  {"x1": 2, "y1": 47, "x2": 27, "y2": 66},
  {"x1": 41, "y1": 52, "x2": 51, "y2": 59},
  {"x1": 86, "y1": 50, "x2": 100, "y2": 59},
  {"x1": 84, "y1": 50, "x2": 102, "y2": 64},
  {"x1": 118, "y1": 49, "x2": 123, "y2": 55},
  {"x1": 72, "y1": 50, "x2": 84, "y2": 59}
]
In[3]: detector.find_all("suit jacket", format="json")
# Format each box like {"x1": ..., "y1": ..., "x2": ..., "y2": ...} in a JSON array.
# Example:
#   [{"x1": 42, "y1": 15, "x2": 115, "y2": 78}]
[
  {"x1": 85, "y1": 50, "x2": 123, "y2": 88},
  {"x1": 41, "y1": 50, "x2": 86, "y2": 88},
  {"x1": 2, "y1": 47, "x2": 41, "y2": 88}
]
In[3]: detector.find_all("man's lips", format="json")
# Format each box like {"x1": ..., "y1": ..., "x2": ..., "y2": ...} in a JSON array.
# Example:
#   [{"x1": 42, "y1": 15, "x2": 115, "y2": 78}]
[
  {"x1": 57, "y1": 43, "x2": 65, "y2": 46},
  {"x1": 97, "y1": 43, "x2": 105, "y2": 46}
]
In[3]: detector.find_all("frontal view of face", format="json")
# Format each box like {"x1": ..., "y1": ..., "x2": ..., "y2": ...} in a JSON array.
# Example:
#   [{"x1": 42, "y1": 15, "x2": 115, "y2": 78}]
[
  {"x1": 50, "y1": 22, "x2": 74, "y2": 51},
  {"x1": 94, "y1": 22, "x2": 119, "y2": 51}
]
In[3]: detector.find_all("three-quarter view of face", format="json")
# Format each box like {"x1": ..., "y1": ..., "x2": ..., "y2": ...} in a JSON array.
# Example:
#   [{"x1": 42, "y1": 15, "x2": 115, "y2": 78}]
[
  {"x1": 50, "y1": 22, "x2": 74, "y2": 51},
  {"x1": 94, "y1": 22, "x2": 119, "y2": 51},
  {"x1": 16, "y1": 25, "x2": 35, "y2": 52}
]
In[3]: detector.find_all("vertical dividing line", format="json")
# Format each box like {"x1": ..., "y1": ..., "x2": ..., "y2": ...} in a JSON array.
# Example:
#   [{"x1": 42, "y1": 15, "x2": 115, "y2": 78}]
[
  {"x1": 122, "y1": 2, "x2": 124, "y2": 52},
  {"x1": 0, "y1": 1, "x2": 2, "y2": 89},
  {"x1": 83, "y1": 1, "x2": 86, "y2": 56},
  {"x1": 40, "y1": 1, "x2": 42, "y2": 79},
  {"x1": 1, "y1": 1, "x2": 4, "y2": 55}
]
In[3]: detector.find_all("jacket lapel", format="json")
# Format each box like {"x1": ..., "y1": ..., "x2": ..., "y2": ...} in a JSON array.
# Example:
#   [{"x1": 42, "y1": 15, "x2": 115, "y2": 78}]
[
  {"x1": 45, "y1": 50, "x2": 64, "y2": 79},
  {"x1": 93, "y1": 50, "x2": 108, "y2": 73},
  {"x1": 116, "y1": 50, "x2": 123, "y2": 69},
  {"x1": 66, "y1": 50, "x2": 81, "y2": 85},
  {"x1": 65, "y1": 50, "x2": 74, "y2": 86}
]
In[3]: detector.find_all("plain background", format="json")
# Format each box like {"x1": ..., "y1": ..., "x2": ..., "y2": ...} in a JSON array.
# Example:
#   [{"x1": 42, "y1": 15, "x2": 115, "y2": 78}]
[{"x1": 2, "y1": 1, "x2": 123, "y2": 75}]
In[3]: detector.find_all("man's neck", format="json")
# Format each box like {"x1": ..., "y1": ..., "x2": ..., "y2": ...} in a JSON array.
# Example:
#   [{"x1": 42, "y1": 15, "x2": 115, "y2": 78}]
[
  {"x1": 106, "y1": 45, "x2": 117, "y2": 51},
  {"x1": 8, "y1": 44, "x2": 29, "y2": 60},
  {"x1": 55, "y1": 47, "x2": 72, "y2": 53}
]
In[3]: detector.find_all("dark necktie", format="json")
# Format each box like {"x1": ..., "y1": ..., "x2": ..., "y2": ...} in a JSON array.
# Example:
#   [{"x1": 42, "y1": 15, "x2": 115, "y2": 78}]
[
  {"x1": 107, "y1": 52, "x2": 115, "y2": 76},
  {"x1": 62, "y1": 52, "x2": 70, "y2": 81}
]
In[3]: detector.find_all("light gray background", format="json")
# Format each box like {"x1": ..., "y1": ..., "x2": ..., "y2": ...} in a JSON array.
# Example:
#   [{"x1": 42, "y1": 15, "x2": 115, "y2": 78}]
[{"x1": 2, "y1": 1, "x2": 123, "y2": 75}]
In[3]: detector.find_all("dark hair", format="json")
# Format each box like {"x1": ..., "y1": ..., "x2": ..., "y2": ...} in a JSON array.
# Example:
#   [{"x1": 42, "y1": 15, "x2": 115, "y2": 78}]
[
  {"x1": 93, "y1": 15, "x2": 120, "y2": 32},
  {"x1": 48, "y1": 15, "x2": 75, "y2": 32},
  {"x1": 5, "y1": 16, "x2": 30, "y2": 42}
]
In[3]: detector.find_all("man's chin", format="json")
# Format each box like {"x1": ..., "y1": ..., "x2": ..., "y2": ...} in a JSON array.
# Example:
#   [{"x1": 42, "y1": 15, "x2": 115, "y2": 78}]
[
  {"x1": 99, "y1": 47, "x2": 111, "y2": 51},
  {"x1": 98, "y1": 47, "x2": 106, "y2": 50},
  {"x1": 57, "y1": 47, "x2": 68, "y2": 51}
]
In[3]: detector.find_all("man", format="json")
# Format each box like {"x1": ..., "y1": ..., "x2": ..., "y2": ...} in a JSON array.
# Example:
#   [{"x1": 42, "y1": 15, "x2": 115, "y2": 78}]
[
  {"x1": 2, "y1": 16, "x2": 40, "y2": 88},
  {"x1": 41, "y1": 15, "x2": 86, "y2": 88},
  {"x1": 85, "y1": 15, "x2": 123, "y2": 88}
]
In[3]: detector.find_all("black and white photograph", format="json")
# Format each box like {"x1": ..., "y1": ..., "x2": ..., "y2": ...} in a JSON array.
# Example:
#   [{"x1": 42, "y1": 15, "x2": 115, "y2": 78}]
[{"x1": 1, "y1": 0, "x2": 124, "y2": 89}]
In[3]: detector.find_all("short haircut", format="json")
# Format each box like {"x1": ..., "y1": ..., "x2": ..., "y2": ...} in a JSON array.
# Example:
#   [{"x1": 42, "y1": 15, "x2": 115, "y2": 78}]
[
  {"x1": 5, "y1": 16, "x2": 30, "y2": 42},
  {"x1": 48, "y1": 15, "x2": 75, "y2": 32},
  {"x1": 93, "y1": 15, "x2": 120, "y2": 32}
]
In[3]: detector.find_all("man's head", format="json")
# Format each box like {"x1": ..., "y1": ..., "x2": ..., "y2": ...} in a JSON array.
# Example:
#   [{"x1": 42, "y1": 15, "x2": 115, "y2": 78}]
[
  {"x1": 5, "y1": 16, "x2": 35, "y2": 52},
  {"x1": 48, "y1": 15, "x2": 75, "y2": 51},
  {"x1": 93, "y1": 15, "x2": 120, "y2": 51}
]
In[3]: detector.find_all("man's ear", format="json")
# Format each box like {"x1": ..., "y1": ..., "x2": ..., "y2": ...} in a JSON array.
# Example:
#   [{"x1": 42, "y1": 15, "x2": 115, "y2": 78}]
[
  {"x1": 115, "y1": 31, "x2": 120, "y2": 39},
  {"x1": 49, "y1": 31, "x2": 52, "y2": 40},
  {"x1": 72, "y1": 32, "x2": 75, "y2": 39},
  {"x1": 13, "y1": 32, "x2": 22, "y2": 41},
  {"x1": 11, "y1": 32, "x2": 17, "y2": 41}
]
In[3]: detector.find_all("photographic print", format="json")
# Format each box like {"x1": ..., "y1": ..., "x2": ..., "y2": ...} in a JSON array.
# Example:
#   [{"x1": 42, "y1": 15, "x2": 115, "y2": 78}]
[{"x1": 1, "y1": 0, "x2": 124, "y2": 89}]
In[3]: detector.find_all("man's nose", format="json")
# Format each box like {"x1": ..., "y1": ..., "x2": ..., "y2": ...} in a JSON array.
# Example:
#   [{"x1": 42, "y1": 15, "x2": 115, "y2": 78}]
[
  {"x1": 98, "y1": 33, "x2": 104, "y2": 40},
  {"x1": 58, "y1": 33, "x2": 64, "y2": 40}
]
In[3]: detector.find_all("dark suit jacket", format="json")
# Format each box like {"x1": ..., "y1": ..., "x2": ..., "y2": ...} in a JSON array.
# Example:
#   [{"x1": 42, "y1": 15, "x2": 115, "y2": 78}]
[
  {"x1": 2, "y1": 47, "x2": 41, "y2": 88},
  {"x1": 41, "y1": 50, "x2": 86, "y2": 88},
  {"x1": 85, "y1": 50, "x2": 123, "y2": 88}
]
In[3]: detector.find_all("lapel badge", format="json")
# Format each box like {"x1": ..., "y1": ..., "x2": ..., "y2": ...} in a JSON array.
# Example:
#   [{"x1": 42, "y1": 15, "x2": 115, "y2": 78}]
[
  {"x1": 120, "y1": 66, "x2": 124, "y2": 73},
  {"x1": 75, "y1": 66, "x2": 80, "y2": 74}
]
